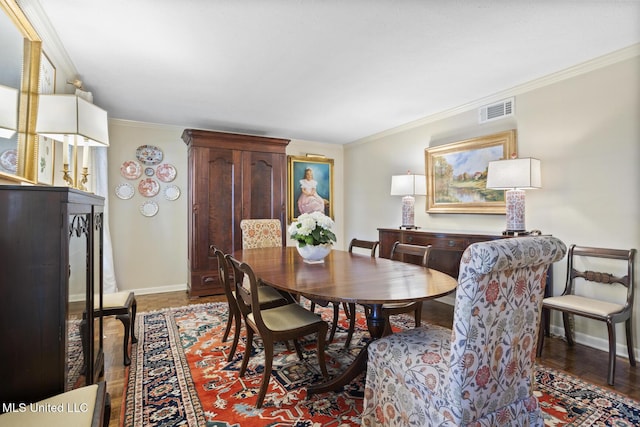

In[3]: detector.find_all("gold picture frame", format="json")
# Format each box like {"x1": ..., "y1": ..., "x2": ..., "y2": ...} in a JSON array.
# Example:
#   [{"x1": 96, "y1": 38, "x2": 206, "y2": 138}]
[
  {"x1": 425, "y1": 130, "x2": 517, "y2": 214},
  {"x1": 287, "y1": 155, "x2": 334, "y2": 223}
]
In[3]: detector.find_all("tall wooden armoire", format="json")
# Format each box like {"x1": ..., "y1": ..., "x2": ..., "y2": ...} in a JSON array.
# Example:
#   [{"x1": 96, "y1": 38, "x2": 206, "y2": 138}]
[{"x1": 182, "y1": 129, "x2": 290, "y2": 297}]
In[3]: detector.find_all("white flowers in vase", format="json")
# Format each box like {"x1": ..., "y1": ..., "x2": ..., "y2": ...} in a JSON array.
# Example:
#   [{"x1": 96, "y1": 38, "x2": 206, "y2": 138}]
[{"x1": 288, "y1": 211, "x2": 337, "y2": 248}]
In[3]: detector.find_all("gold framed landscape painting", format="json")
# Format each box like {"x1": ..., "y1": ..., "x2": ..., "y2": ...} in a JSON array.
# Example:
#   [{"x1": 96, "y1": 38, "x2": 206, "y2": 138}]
[
  {"x1": 425, "y1": 130, "x2": 517, "y2": 214},
  {"x1": 287, "y1": 155, "x2": 334, "y2": 223}
]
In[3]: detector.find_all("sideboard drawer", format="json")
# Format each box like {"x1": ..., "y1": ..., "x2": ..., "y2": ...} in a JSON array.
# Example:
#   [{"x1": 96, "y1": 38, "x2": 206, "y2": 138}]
[{"x1": 404, "y1": 233, "x2": 466, "y2": 251}]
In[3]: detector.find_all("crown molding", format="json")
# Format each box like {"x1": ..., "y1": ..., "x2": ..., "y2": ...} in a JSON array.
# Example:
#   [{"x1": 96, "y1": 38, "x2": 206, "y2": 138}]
[
  {"x1": 16, "y1": 0, "x2": 77, "y2": 87},
  {"x1": 349, "y1": 43, "x2": 640, "y2": 147}
]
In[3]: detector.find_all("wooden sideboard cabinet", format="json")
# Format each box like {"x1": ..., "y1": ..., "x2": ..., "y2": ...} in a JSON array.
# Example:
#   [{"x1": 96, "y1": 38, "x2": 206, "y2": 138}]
[
  {"x1": 0, "y1": 186, "x2": 104, "y2": 406},
  {"x1": 182, "y1": 129, "x2": 290, "y2": 297},
  {"x1": 378, "y1": 228, "x2": 506, "y2": 279}
]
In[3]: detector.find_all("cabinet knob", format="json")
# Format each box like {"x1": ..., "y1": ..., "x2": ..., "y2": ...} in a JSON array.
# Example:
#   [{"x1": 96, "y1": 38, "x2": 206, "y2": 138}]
[
  {"x1": 448, "y1": 240, "x2": 456, "y2": 247},
  {"x1": 407, "y1": 236, "x2": 413, "y2": 242}
]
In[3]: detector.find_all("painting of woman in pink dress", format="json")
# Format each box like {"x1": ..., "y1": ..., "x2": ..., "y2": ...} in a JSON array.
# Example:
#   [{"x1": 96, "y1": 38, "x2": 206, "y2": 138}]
[{"x1": 297, "y1": 168, "x2": 328, "y2": 215}]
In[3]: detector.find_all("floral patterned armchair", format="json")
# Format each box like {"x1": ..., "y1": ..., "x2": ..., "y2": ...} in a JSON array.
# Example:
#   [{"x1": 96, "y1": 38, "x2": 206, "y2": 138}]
[
  {"x1": 239, "y1": 219, "x2": 283, "y2": 249},
  {"x1": 362, "y1": 236, "x2": 567, "y2": 427}
]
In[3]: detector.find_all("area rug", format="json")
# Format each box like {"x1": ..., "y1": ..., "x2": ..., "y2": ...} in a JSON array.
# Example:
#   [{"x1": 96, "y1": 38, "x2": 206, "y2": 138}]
[{"x1": 121, "y1": 302, "x2": 640, "y2": 426}]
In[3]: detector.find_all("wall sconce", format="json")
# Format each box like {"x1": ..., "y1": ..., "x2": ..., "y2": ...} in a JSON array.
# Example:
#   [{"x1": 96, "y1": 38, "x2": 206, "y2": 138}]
[
  {"x1": 36, "y1": 94, "x2": 109, "y2": 190},
  {"x1": 0, "y1": 84, "x2": 18, "y2": 139},
  {"x1": 486, "y1": 157, "x2": 541, "y2": 235},
  {"x1": 390, "y1": 171, "x2": 427, "y2": 229}
]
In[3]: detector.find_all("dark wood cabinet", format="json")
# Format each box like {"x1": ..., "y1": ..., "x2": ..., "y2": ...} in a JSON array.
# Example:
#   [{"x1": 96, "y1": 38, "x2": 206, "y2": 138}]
[
  {"x1": 0, "y1": 186, "x2": 104, "y2": 406},
  {"x1": 182, "y1": 129, "x2": 290, "y2": 297},
  {"x1": 378, "y1": 228, "x2": 505, "y2": 279}
]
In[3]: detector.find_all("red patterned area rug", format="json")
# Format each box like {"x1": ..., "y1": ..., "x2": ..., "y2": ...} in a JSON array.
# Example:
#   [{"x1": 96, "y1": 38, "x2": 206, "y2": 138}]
[{"x1": 121, "y1": 302, "x2": 640, "y2": 426}]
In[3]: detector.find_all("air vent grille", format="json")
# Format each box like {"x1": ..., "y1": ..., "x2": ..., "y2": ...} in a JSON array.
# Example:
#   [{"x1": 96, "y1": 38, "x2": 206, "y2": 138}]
[{"x1": 479, "y1": 98, "x2": 514, "y2": 123}]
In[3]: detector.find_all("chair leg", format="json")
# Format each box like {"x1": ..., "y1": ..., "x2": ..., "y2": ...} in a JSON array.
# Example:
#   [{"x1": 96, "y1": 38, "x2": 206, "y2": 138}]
[
  {"x1": 227, "y1": 310, "x2": 242, "y2": 362},
  {"x1": 414, "y1": 302, "x2": 423, "y2": 328},
  {"x1": 130, "y1": 296, "x2": 138, "y2": 344},
  {"x1": 327, "y1": 303, "x2": 339, "y2": 343},
  {"x1": 562, "y1": 312, "x2": 574, "y2": 345},
  {"x1": 536, "y1": 313, "x2": 546, "y2": 357},
  {"x1": 116, "y1": 314, "x2": 131, "y2": 366},
  {"x1": 239, "y1": 327, "x2": 254, "y2": 377},
  {"x1": 256, "y1": 339, "x2": 274, "y2": 408},
  {"x1": 626, "y1": 318, "x2": 636, "y2": 366},
  {"x1": 344, "y1": 303, "x2": 357, "y2": 349},
  {"x1": 293, "y1": 339, "x2": 304, "y2": 360},
  {"x1": 606, "y1": 320, "x2": 617, "y2": 385},
  {"x1": 222, "y1": 302, "x2": 234, "y2": 342}
]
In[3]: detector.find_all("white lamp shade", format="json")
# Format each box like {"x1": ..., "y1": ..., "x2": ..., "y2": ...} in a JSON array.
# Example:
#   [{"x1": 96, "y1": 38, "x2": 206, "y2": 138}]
[
  {"x1": 390, "y1": 174, "x2": 427, "y2": 196},
  {"x1": 0, "y1": 84, "x2": 18, "y2": 139},
  {"x1": 36, "y1": 94, "x2": 109, "y2": 146},
  {"x1": 486, "y1": 158, "x2": 541, "y2": 189}
]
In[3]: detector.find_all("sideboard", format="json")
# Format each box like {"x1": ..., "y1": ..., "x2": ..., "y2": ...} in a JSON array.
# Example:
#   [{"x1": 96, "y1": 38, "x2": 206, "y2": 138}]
[
  {"x1": 378, "y1": 228, "x2": 507, "y2": 279},
  {"x1": 0, "y1": 186, "x2": 104, "y2": 406},
  {"x1": 378, "y1": 227, "x2": 553, "y2": 334}
]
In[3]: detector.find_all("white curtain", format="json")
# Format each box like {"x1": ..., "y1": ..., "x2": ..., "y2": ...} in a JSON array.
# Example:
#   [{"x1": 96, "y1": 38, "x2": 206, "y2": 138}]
[
  {"x1": 76, "y1": 89, "x2": 117, "y2": 293},
  {"x1": 94, "y1": 146, "x2": 118, "y2": 293}
]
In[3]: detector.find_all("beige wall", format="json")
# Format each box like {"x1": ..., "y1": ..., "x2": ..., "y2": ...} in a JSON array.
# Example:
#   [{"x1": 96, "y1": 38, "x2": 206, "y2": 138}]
[
  {"x1": 106, "y1": 124, "x2": 345, "y2": 294},
  {"x1": 343, "y1": 54, "x2": 640, "y2": 358}
]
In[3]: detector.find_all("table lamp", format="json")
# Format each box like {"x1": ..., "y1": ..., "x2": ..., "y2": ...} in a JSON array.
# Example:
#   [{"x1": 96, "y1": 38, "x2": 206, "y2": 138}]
[
  {"x1": 0, "y1": 84, "x2": 18, "y2": 139},
  {"x1": 36, "y1": 94, "x2": 109, "y2": 190},
  {"x1": 390, "y1": 172, "x2": 426, "y2": 229},
  {"x1": 486, "y1": 157, "x2": 541, "y2": 235}
]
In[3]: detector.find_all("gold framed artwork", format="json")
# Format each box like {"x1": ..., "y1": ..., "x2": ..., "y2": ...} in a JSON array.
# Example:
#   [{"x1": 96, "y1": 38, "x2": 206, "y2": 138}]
[
  {"x1": 37, "y1": 51, "x2": 56, "y2": 185},
  {"x1": 287, "y1": 155, "x2": 334, "y2": 223},
  {"x1": 425, "y1": 130, "x2": 517, "y2": 214}
]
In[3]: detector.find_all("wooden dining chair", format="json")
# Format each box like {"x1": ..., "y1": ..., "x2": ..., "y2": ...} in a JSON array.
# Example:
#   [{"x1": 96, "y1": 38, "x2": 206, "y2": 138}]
[
  {"x1": 342, "y1": 238, "x2": 380, "y2": 348},
  {"x1": 227, "y1": 255, "x2": 329, "y2": 408},
  {"x1": 379, "y1": 241, "x2": 431, "y2": 336},
  {"x1": 212, "y1": 246, "x2": 289, "y2": 362},
  {"x1": 537, "y1": 244, "x2": 636, "y2": 385}
]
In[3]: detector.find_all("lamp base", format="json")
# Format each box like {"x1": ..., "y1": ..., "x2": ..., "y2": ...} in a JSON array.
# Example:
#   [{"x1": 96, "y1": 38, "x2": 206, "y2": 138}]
[
  {"x1": 399, "y1": 225, "x2": 420, "y2": 230},
  {"x1": 502, "y1": 230, "x2": 530, "y2": 236}
]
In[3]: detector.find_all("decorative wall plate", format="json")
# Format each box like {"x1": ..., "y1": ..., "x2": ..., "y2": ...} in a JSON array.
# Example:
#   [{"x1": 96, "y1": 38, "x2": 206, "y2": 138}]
[
  {"x1": 114, "y1": 182, "x2": 135, "y2": 200},
  {"x1": 156, "y1": 163, "x2": 177, "y2": 182},
  {"x1": 138, "y1": 178, "x2": 160, "y2": 197},
  {"x1": 163, "y1": 185, "x2": 181, "y2": 201},
  {"x1": 0, "y1": 149, "x2": 17, "y2": 173},
  {"x1": 140, "y1": 200, "x2": 159, "y2": 217},
  {"x1": 144, "y1": 167, "x2": 155, "y2": 176},
  {"x1": 120, "y1": 160, "x2": 142, "y2": 179},
  {"x1": 135, "y1": 145, "x2": 163, "y2": 165}
]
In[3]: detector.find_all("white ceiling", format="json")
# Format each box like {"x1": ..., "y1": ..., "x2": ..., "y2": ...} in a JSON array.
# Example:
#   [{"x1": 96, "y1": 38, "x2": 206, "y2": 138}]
[{"x1": 30, "y1": 0, "x2": 640, "y2": 144}]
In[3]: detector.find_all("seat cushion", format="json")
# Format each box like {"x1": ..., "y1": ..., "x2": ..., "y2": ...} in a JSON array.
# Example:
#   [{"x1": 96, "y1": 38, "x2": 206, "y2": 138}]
[
  {"x1": 98, "y1": 291, "x2": 132, "y2": 309},
  {"x1": 543, "y1": 294, "x2": 624, "y2": 317},
  {"x1": 249, "y1": 303, "x2": 323, "y2": 332},
  {"x1": 0, "y1": 384, "x2": 98, "y2": 427}
]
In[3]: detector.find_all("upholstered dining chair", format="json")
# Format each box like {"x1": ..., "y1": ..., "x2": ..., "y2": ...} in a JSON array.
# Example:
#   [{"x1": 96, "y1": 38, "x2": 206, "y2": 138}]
[
  {"x1": 227, "y1": 255, "x2": 329, "y2": 408},
  {"x1": 537, "y1": 244, "x2": 636, "y2": 385},
  {"x1": 212, "y1": 246, "x2": 289, "y2": 362},
  {"x1": 376, "y1": 241, "x2": 431, "y2": 336},
  {"x1": 362, "y1": 236, "x2": 567, "y2": 427},
  {"x1": 239, "y1": 219, "x2": 283, "y2": 249},
  {"x1": 342, "y1": 238, "x2": 380, "y2": 348}
]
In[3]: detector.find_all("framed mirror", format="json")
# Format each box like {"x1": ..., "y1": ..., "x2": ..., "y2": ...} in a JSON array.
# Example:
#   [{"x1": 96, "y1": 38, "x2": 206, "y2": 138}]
[{"x1": 0, "y1": 0, "x2": 42, "y2": 183}]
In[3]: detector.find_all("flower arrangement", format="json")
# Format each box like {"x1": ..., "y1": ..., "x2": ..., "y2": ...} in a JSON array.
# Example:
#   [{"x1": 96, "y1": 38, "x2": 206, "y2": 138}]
[{"x1": 288, "y1": 211, "x2": 337, "y2": 247}]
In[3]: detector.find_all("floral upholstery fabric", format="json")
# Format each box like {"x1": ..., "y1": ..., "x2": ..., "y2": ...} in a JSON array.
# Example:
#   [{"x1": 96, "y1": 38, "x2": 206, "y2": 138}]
[
  {"x1": 362, "y1": 236, "x2": 567, "y2": 427},
  {"x1": 239, "y1": 219, "x2": 282, "y2": 249}
]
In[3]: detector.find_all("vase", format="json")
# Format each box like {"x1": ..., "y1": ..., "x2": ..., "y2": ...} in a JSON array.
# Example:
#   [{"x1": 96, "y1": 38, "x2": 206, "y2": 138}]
[{"x1": 296, "y1": 243, "x2": 332, "y2": 264}]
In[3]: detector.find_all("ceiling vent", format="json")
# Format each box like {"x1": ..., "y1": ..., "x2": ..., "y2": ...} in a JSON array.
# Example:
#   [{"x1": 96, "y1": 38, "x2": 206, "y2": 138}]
[{"x1": 479, "y1": 97, "x2": 514, "y2": 123}]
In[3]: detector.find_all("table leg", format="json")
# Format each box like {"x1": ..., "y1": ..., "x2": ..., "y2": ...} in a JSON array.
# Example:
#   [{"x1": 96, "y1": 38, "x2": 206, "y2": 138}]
[{"x1": 307, "y1": 303, "x2": 385, "y2": 396}]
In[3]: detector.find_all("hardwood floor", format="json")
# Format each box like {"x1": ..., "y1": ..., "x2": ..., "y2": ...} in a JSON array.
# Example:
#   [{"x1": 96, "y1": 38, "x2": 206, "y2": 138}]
[{"x1": 103, "y1": 292, "x2": 638, "y2": 427}]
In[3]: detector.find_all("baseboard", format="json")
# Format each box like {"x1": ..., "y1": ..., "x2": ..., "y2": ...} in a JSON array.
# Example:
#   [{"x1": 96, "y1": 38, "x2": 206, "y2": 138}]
[
  {"x1": 548, "y1": 324, "x2": 638, "y2": 362},
  {"x1": 118, "y1": 283, "x2": 188, "y2": 296}
]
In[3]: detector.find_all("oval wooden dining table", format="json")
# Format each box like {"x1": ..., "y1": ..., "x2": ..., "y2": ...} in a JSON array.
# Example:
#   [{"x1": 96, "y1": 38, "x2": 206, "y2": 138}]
[{"x1": 232, "y1": 246, "x2": 458, "y2": 396}]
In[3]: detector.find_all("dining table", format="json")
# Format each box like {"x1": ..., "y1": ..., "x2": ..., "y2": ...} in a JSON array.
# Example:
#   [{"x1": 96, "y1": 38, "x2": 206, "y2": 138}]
[{"x1": 232, "y1": 245, "x2": 458, "y2": 396}]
